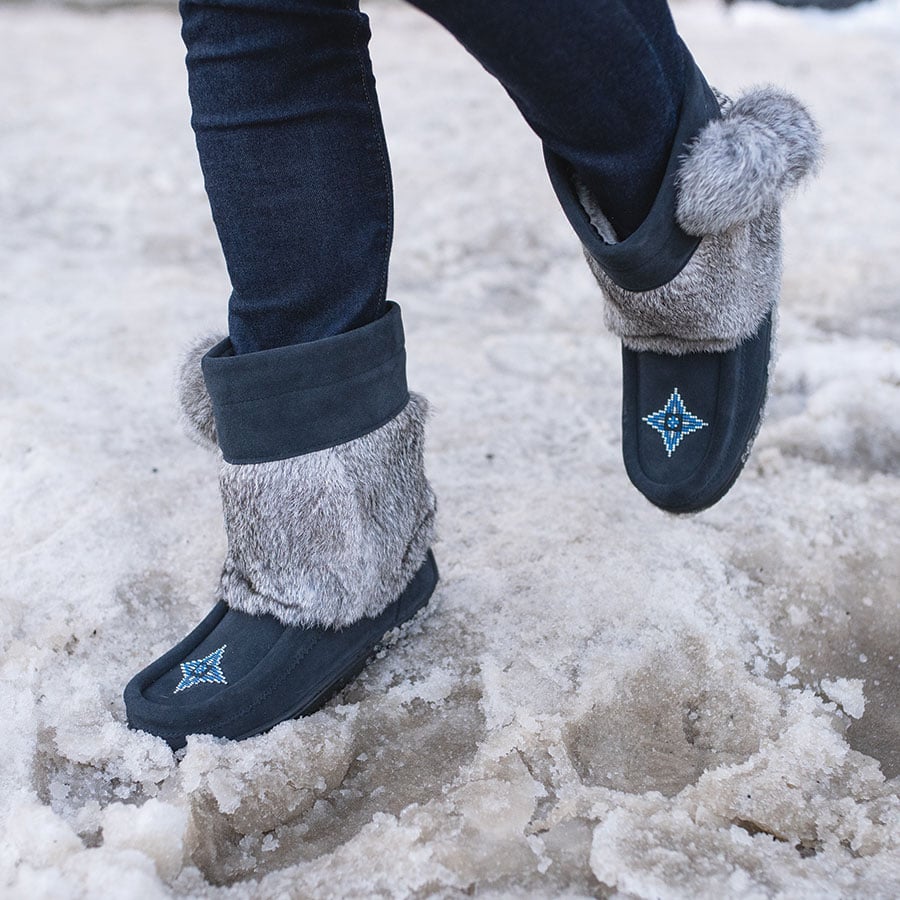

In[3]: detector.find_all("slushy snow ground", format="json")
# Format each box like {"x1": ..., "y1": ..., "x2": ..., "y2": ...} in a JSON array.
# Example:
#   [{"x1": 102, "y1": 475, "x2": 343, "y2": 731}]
[{"x1": 1, "y1": 1, "x2": 899, "y2": 897}]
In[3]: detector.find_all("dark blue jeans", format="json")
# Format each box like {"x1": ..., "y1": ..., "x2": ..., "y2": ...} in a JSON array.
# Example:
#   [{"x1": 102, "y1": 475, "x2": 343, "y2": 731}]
[{"x1": 180, "y1": 0, "x2": 692, "y2": 354}]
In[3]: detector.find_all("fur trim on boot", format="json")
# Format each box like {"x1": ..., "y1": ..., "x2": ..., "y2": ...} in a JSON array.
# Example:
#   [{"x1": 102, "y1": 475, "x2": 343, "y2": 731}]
[
  {"x1": 181, "y1": 336, "x2": 437, "y2": 629},
  {"x1": 579, "y1": 87, "x2": 822, "y2": 355}
]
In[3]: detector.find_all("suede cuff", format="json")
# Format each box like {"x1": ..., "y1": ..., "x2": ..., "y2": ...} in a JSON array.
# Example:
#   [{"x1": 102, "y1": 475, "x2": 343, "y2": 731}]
[
  {"x1": 543, "y1": 46, "x2": 721, "y2": 293},
  {"x1": 201, "y1": 302, "x2": 410, "y2": 465}
]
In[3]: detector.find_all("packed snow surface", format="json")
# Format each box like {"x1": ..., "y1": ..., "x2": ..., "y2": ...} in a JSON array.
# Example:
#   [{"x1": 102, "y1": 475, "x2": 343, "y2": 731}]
[{"x1": 1, "y1": 1, "x2": 898, "y2": 897}]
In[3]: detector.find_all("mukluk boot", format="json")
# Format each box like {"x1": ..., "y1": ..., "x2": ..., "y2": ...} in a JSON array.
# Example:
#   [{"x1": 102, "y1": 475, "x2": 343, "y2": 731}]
[
  {"x1": 124, "y1": 303, "x2": 438, "y2": 749},
  {"x1": 545, "y1": 59, "x2": 822, "y2": 513}
]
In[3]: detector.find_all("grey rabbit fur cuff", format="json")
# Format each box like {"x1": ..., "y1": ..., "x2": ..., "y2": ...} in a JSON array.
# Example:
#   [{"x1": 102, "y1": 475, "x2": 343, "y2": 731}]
[
  {"x1": 578, "y1": 87, "x2": 822, "y2": 356},
  {"x1": 177, "y1": 335, "x2": 437, "y2": 629}
]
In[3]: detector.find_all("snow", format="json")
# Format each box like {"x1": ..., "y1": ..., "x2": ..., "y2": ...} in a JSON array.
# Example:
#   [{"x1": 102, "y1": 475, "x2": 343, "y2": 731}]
[
  {"x1": 819, "y1": 677, "x2": 866, "y2": 719},
  {"x1": 1, "y1": 1, "x2": 899, "y2": 896}
]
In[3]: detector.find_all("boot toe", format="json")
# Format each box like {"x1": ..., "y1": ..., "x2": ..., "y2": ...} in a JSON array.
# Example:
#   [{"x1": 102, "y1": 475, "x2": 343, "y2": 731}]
[
  {"x1": 124, "y1": 550, "x2": 438, "y2": 749},
  {"x1": 621, "y1": 310, "x2": 773, "y2": 514}
]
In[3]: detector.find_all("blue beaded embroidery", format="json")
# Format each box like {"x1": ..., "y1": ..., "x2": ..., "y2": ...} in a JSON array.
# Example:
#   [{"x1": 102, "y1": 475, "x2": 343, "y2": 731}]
[
  {"x1": 643, "y1": 388, "x2": 708, "y2": 458},
  {"x1": 174, "y1": 644, "x2": 228, "y2": 693}
]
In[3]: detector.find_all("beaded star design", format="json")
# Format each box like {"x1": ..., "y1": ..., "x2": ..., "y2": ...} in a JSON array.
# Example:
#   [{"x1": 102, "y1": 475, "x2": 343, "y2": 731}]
[
  {"x1": 642, "y1": 388, "x2": 708, "y2": 458},
  {"x1": 174, "y1": 645, "x2": 228, "y2": 694}
]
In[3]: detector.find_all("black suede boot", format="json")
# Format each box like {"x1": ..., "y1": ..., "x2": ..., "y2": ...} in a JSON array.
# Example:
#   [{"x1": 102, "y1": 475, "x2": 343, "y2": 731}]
[
  {"x1": 125, "y1": 303, "x2": 438, "y2": 749},
  {"x1": 546, "y1": 59, "x2": 821, "y2": 512}
]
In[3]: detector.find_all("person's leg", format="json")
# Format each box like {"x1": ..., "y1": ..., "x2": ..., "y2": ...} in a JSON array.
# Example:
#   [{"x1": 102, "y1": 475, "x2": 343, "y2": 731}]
[
  {"x1": 180, "y1": 0, "x2": 393, "y2": 353},
  {"x1": 126, "y1": 0, "x2": 438, "y2": 748},
  {"x1": 407, "y1": 0, "x2": 689, "y2": 241},
  {"x1": 408, "y1": 0, "x2": 820, "y2": 513}
]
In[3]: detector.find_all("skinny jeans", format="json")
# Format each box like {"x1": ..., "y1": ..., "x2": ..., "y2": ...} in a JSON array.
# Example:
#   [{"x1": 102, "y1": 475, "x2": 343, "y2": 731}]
[{"x1": 179, "y1": 0, "x2": 703, "y2": 354}]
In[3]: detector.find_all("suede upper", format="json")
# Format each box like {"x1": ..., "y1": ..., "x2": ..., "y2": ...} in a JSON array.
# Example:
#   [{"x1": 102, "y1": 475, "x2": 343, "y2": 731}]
[
  {"x1": 543, "y1": 52, "x2": 722, "y2": 294},
  {"x1": 199, "y1": 301, "x2": 409, "y2": 465}
]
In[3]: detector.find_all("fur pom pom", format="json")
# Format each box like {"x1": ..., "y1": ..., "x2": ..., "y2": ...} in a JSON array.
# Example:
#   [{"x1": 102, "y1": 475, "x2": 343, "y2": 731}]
[
  {"x1": 676, "y1": 87, "x2": 822, "y2": 236},
  {"x1": 177, "y1": 333, "x2": 224, "y2": 452}
]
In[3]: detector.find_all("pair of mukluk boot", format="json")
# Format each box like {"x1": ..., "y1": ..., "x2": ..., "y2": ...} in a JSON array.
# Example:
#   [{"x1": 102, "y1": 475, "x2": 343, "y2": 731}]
[{"x1": 125, "y1": 78, "x2": 821, "y2": 749}]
